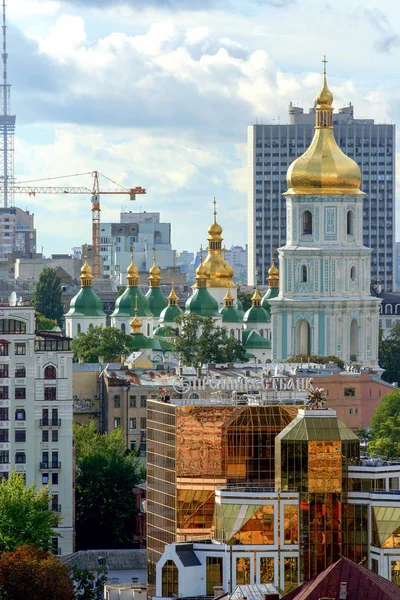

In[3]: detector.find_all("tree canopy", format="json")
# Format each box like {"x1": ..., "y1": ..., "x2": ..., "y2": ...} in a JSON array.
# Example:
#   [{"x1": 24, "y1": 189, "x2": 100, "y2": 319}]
[
  {"x1": 287, "y1": 354, "x2": 345, "y2": 369},
  {"x1": 0, "y1": 545, "x2": 73, "y2": 600},
  {"x1": 0, "y1": 471, "x2": 59, "y2": 554},
  {"x1": 36, "y1": 312, "x2": 58, "y2": 331},
  {"x1": 171, "y1": 313, "x2": 248, "y2": 366},
  {"x1": 237, "y1": 289, "x2": 252, "y2": 312},
  {"x1": 71, "y1": 565, "x2": 108, "y2": 600},
  {"x1": 32, "y1": 268, "x2": 64, "y2": 325},
  {"x1": 71, "y1": 326, "x2": 133, "y2": 363},
  {"x1": 379, "y1": 323, "x2": 400, "y2": 384},
  {"x1": 74, "y1": 422, "x2": 144, "y2": 549},
  {"x1": 369, "y1": 390, "x2": 400, "y2": 457}
]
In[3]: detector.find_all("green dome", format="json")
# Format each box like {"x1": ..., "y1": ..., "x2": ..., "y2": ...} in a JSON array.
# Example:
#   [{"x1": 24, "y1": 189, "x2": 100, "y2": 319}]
[
  {"x1": 261, "y1": 287, "x2": 279, "y2": 314},
  {"x1": 153, "y1": 326, "x2": 172, "y2": 338},
  {"x1": 130, "y1": 333, "x2": 152, "y2": 351},
  {"x1": 111, "y1": 286, "x2": 153, "y2": 318},
  {"x1": 242, "y1": 329, "x2": 271, "y2": 349},
  {"x1": 159, "y1": 303, "x2": 182, "y2": 324},
  {"x1": 219, "y1": 305, "x2": 242, "y2": 323},
  {"x1": 236, "y1": 298, "x2": 245, "y2": 319},
  {"x1": 65, "y1": 287, "x2": 105, "y2": 318},
  {"x1": 145, "y1": 287, "x2": 168, "y2": 317},
  {"x1": 185, "y1": 287, "x2": 219, "y2": 317},
  {"x1": 243, "y1": 304, "x2": 270, "y2": 324}
]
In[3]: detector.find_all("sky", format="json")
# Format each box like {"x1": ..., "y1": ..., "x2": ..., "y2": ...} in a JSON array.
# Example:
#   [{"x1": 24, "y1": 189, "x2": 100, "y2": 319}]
[{"x1": 7, "y1": 0, "x2": 400, "y2": 255}]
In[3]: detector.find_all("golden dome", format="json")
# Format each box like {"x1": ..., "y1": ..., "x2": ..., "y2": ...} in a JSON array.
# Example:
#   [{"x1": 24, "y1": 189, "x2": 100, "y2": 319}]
[
  {"x1": 148, "y1": 249, "x2": 161, "y2": 288},
  {"x1": 251, "y1": 285, "x2": 262, "y2": 306},
  {"x1": 198, "y1": 200, "x2": 237, "y2": 289},
  {"x1": 223, "y1": 286, "x2": 234, "y2": 306},
  {"x1": 130, "y1": 294, "x2": 143, "y2": 333},
  {"x1": 80, "y1": 247, "x2": 93, "y2": 287},
  {"x1": 286, "y1": 60, "x2": 363, "y2": 196},
  {"x1": 127, "y1": 246, "x2": 139, "y2": 286},
  {"x1": 168, "y1": 283, "x2": 179, "y2": 305}
]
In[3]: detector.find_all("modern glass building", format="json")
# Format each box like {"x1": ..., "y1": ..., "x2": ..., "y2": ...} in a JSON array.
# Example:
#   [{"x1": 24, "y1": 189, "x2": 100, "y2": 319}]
[
  {"x1": 148, "y1": 399, "x2": 400, "y2": 596},
  {"x1": 248, "y1": 104, "x2": 395, "y2": 291}
]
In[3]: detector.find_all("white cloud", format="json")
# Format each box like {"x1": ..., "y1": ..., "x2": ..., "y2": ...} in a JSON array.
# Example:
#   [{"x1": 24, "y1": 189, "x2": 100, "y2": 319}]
[{"x1": 36, "y1": 14, "x2": 87, "y2": 61}]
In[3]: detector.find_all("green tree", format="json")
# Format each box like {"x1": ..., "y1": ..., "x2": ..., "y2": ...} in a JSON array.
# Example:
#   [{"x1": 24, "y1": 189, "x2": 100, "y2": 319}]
[
  {"x1": 32, "y1": 268, "x2": 64, "y2": 325},
  {"x1": 237, "y1": 289, "x2": 252, "y2": 312},
  {"x1": 379, "y1": 323, "x2": 400, "y2": 384},
  {"x1": 369, "y1": 390, "x2": 400, "y2": 457},
  {"x1": 71, "y1": 326, "x2": 132, "y2": 363},
  {"x1": 36, "y1": 312, "x2": 58, "y2": 331},
  {"x1": 0, "y1": 545, "x2": 73, "y2": 600},
  {"x1": 355, "y1": 428, "x2": 372, "y2": 446},
  {"x1": 71, "y1": 565, "x2": 108, "y2": 600},
  {"x1": 171, "y1": 313, "x2": 248, "y2": 366},
  {"x1": 0, "y1": 471, "x2": 59, "y2": 553},
  {"x1": 74, "y1": 422, "x2": 144, "y2": 549},
  {"x1": 287, "y1": 354, "x2": 345, "y2": 370}
]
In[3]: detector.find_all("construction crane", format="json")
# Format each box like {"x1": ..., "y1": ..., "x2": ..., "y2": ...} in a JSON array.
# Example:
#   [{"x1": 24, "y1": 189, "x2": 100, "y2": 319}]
[{"x1": 0, "y1": 170, "x2": 146, "y2": 278}]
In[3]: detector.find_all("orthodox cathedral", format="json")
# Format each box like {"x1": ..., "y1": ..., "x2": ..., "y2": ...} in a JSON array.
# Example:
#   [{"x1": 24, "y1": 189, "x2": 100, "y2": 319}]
[{"x1": 65, "y1": 69, "x2": 380, "y2": 370}]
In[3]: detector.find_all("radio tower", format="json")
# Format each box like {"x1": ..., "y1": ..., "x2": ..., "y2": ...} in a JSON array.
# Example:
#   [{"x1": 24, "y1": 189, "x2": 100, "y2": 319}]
[{"x1": 0, "y1": 0, "x2": 15, "y2": 208}]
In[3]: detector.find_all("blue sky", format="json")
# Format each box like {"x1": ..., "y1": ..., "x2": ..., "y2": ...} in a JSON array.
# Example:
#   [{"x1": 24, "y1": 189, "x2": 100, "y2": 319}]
[{"x1": 8, "y1": 0, "x2": 400, "y2": 255}]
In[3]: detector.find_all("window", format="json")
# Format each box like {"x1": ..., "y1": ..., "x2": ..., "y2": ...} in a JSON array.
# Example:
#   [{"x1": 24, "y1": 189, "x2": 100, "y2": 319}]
[
  {"x1": 15, "y1": 366, "x2": 25, "y2": 378},
  {"x1": 301, "y1": 265, "x2": 307, "y2": 283},
  {"x1": 51, "y1": 452, "x2": 59, "y2": 468},
  {"x1": 77, "y1": 324, "x2": 81, "y2": 334},
  {"x1": 44, "y1": 388, "x2": 56, "y2": 401},
  {"x1": 52, "y1": 430, "x2": 58, "y2": 443},
  {"x1": 206, "y1": 557, "x2": 223, "y2": 595},
  {"x1": 130, "y1": 441, "x2": 136, "y2": 452},
  {"x1": 121, "y1": 323, "x2": 126, "y2": 333},
  {"x1": 350, "y1": 266, "x2": 356, "y2": 281},
  {"x1": 51, "y1": 409, "x2": 59, "y2": 426},
  {"x1": 52, "y1": 473, "x2": 58, "y2": 485},
  {"x1": 0, "y1": 319, "x2": 26, "y2": 334},
  {"x1": 15, "y1": 343, "x2": 26, "y2": 355},
  {"x1": 130, "y1": 418, "x2": 136, "y2": 430},
  {"x1": 302, "y1": 210, "x2": 312, "y2": 235},
  {"x1": 42, "y1": 473, "x2": 49, "y2": 485},
  {"x1": 0, "y1": 408, "x2": 8, "y2": 421},
  {"x1": 42, "y1": 430, "x2": 49, "y2": 443},
  {"x1": 114, "y1": 395, "x2": 121, "y2": 408},
  {"x1": 15, "y1": 452, "x2": 25, "y2": 464},
  {"x1": 0, "y1": 365, "x2": 8, "y2": 377},
  {"x1": 52, "y1": 537, "x2": 58, "y2": 555},
  {"x1": 140, "y1": 395, "x2": 146, "y2": 408},
  {"x1": 44, "y1": 365, "x2": 56, "y2": 380},
  {"x1": 0, "y1": 450, "x2": 9, "y2": 464},
  {"x1": 114, "y1": 417, "x2": 120, "y2": 429},
  {"x1": 15, "y1": 430, "x2": 26, "y2": 442},
  {"x1": 15, "y1": 388, "x2": 26, "y2": 400},
  {"x1": 15, "y1": 409, "x2": 26, "y2": 421},
  {"x1": 140, "y1": 418, "x2": 146, "y2": 430},
  {"x1": 0, "y1": 341, "x2": 8, "y2": 356},
  {"x1": 129, "y1": 395, "x2": 136, "y2": 408},
  {"x1": 162, "y1": 561, "x2": 179, "y2": 598},
  {"x1": 0, "y1": 429, "x2": 8, "y2": 442},
  {"x1": 347, "y1": 210, "x2": 354, "y2": 235},
  {"x1": 344, "y1": 387, "x2": 355, "y2": 396},
  {"x1": 0, "y1": 386, "x2": 8, "y2": 399}
]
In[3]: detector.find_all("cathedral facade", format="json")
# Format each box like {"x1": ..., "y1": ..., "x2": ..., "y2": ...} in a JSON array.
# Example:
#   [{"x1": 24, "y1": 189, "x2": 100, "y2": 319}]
[{"x1": 270, "y1": 67, "x2": 380, "y2": 367}]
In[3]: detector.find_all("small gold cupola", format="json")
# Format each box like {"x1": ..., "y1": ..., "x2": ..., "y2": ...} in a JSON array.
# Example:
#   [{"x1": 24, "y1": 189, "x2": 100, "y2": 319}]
[
  {"x1": 286, "y1": 56, "x2": 363, "y2": 196},
  {"x1": 167, "y1": 283, "x2": 179, "y2": 306},
  {"x1": 195, "y1": 246, "x2": 207, "y2": 289},
  {"x1": 80, "y1": 244, "x2": 93, "y2": 287},
  {"x1": 267, "y1": 252, "x2": 279, "y2": 289},
  {"x1": 149, "y1": 247, "x2": 161, "y2": 288},
  {"x1": 200, "y1": 199, "x2": 236, "y2": 289},
  {"x1": 223, "y1": 286, "x2": 234, "y2": 307},
  {"x1": 127, "y1": 244, "x2": 139, "y2": 287},
  {"x1": 130, "y1": 295, "x2": 143, "y2": 334},
  {"x1": 251, "y1": 285, "x2": 262, "y2": 307}
]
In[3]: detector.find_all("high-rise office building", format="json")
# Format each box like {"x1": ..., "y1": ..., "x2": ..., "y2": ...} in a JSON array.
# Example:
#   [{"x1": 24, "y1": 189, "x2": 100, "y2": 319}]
[{"x1": 248, "y1": 103, "x2": 395, "y2": 290}]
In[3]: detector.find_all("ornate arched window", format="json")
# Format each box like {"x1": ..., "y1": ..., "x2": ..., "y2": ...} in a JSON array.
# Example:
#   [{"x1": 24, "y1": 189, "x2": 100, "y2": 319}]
[
  {"x1": 302, "y1": 210, "x2": 312, "y2": 235},
  {"x1": 301, "y1": 265, "x2": 308, "y2": 283},
  {"x1": 44, "y1": 365, "x2": 56, "y2": 380}
]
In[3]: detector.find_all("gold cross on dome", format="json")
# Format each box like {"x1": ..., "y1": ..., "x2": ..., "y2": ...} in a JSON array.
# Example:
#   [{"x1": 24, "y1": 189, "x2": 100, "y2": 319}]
[
  {"x1": 213, "y1": 198, "x2": 217, "y2": 219},
  {"x1": 322, "y1": 55, "x2": 328, "y2": 75},
  {"x1": 130, "y1": 243, "x2": 135, "y2": 258},
  {"x1": 83, "y1": 243, "x2": 88, "y2": 259},
  {"x1": 200, "y1": 244, "x2": 203, "y2": 262}
]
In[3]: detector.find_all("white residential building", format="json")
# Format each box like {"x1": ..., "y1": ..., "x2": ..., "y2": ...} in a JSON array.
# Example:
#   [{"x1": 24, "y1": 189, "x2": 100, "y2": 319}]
[{"x1": 0, "y1": 301, "x2": 74, "y2": 555}]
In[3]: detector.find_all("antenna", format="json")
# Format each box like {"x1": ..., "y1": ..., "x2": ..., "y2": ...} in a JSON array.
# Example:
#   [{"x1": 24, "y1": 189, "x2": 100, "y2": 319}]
[{"x1": 0, "y1": 1, "x2": 15, "y2": 208}]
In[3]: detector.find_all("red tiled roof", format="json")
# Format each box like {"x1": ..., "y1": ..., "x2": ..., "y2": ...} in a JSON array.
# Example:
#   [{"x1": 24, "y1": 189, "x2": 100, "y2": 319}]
[{"x1": 282, "y1": 557, "x2": 400, "y2": 600}]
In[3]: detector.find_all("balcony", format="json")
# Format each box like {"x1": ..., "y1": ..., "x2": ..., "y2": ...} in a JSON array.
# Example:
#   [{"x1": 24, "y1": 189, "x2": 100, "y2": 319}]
[
  {"x1": 39, "y1": 419, "x2": 61, "y2": 427},
  {"x1": 40, "y1": 462, "x2": 61, "y2": 470}
]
